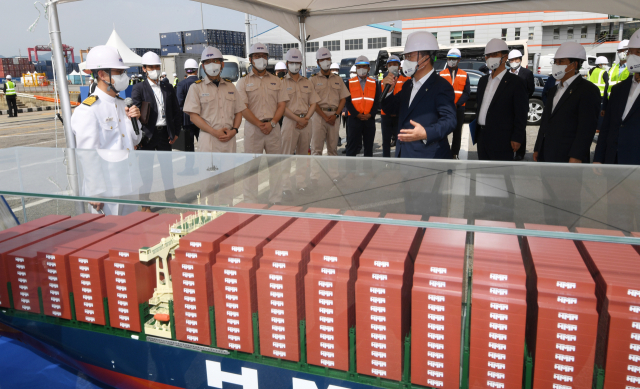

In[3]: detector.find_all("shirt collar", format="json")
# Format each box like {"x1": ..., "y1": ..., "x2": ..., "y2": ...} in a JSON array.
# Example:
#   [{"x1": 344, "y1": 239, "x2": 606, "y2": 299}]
[
  {"x1": 93, "y1": 86, "x2": 116, "y2": 104},
  {"x1": 491, "y1": 68, "x2": 507, "y2": 82},
  {"x1": 414, "y1": 68, "x2": 435, "y2": 86},
  {"x1": 559, "y1": 73, "x2": 579, "y2": 88},
  {"x1": 285, "y1": 73, "x2": 302, "y2": 82},
  {"x1": 147, "y1": 78, "x2": 160, "y2": 89}
]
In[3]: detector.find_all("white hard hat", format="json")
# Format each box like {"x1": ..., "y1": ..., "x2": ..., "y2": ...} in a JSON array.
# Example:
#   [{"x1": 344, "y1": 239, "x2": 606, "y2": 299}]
[
  {"x1": 316, "y1": 47, "x2": 331, "y2": 60},
  {"x1": 508, "y1": 50, "x2": 523, "y2": 60},
  {"x1": 173, "y1": 73, "x2": 177, "y2": 77},
  {"x1": 618, "y1": 40, "x2": 630, "y2": 51},
  {"x1": 387, "y1": 55, "x2": 401, "y2": 64},
  {"x1": 162, "y1": 72, "x2": 166, "y2": 76},
  {"x1": 447, "y1": 48, "x2": 461, "y2": 58},
  {"x1": 355, "y1": 56, "x2": 370, "y2": 66},
  {"x1": 184, "y1": 58, "x2": 199, "y2": 69},
  {"x1": 84, "y1": 45, "x2": 128, "y2": 73},
  {"x1": 138, "y1": 74, "x2": 142, "y2": 77},
  {"x1": 349, "y1": 65, "x2": 356, "y2": 73},
  {"x1": 554, "y1": 42, "x2": 586, "y2": 61},
  {"x1": 141, "y1": 51, "x2": 161, "y2": 66},
  {"x1": 628, "y1": 31, "x2": 640, "y2": 49},
  {"x1": 285, "y1": 48, "x2": 303, "y2": 63},
  {"x1": 275, "y1": 61, "x2": 286, "y2": 70},
  {"x1": 595, "y1": 56, "x2": 609, "y2": 65},
  {"x1": 330, "y1": 62, "x2": 340, "y2": 69},
  {"x1": 249, "y1": 43, "x2": 269, "y2": 56},
  {"x1": 201, "y1": 46, "x2": 223, "y2": 62},
  {"x1": 6, "y1": 75, "x2": 10, "y2": 79},
  {"x1": 485, "y1": 38, "x2": 509, "y2": 55},
  {"x1": 402, "y1": 31, "x2": 439, "y2": 54}
]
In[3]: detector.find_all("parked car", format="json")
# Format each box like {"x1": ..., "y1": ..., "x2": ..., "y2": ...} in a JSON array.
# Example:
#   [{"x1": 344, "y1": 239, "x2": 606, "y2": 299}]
[{"x1": 462, "y1": 69, "x2": 546, "y2": 125}]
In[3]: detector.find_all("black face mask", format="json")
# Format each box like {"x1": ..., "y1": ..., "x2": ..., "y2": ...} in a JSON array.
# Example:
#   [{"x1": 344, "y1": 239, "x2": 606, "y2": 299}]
[{"x1": 276, "y1": 71, "x2": 286, "y2": 78}]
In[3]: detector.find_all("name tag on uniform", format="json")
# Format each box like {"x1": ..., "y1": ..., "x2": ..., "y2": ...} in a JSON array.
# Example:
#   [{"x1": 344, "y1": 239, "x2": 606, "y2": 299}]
[
  {"x1": 201, "y1": 93, "x2": 210, "y2": 97},
  {"x1": 317, "y1": 83, "x2": 323, "y2": 86},
  {"x1": 287, "y1": 87, "x2": 293, "y2": 91},
  {"x1": 247, "y1": 83, "x2": 254, "y2": 87},
  {"x1": 105, "y1": 117, "x2": 113, "y2": 122}
]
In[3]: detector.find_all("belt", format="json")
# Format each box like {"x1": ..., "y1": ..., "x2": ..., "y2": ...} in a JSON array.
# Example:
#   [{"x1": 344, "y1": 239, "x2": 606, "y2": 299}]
[
  {"x1": 260, "y1": 119, "x2": 273, "y2": 123},
  {"x1": 322, "y1": 107, "x2": 337, "y2": 112},
  {"x1": 156, "y1": 125, "x2": 167, "y2": 131}
]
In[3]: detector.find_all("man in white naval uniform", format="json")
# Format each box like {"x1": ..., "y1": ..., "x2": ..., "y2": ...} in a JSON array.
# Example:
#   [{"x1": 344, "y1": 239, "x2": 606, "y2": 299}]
[{"x1": 71, "y1": 45, "x2": 143, "y2": 215}]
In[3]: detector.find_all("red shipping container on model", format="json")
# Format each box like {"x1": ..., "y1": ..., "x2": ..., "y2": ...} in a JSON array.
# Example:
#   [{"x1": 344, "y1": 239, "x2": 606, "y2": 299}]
[
  {"x1": 306, "y1": 211, "x2": 379, "y2": 372},
  {"x1": 213, "y1": 210, "x2": 298, "y2": 354},
  {"x1": 69, "y1": 214, "x2": 159, "y2": 326},
  {"x1": 172, "y1": 211, "x2": 260, "y2": 346},
  {"x1": 3, "y1": 214, "x2": 103, "y2": 313},
  {"x1": 257, "y1": 210, "x2": 337, "y2": 362},
  {"x1": 103, "y1": 214, "x2": 182, "y2": 333},
  {"x1": 356, "y1": 213, "x2": 424, "y2": 381},
  {"x1": 412, "y1": 217, "x2": 466, "y2": 388},
  {"x1": 0, "y1": 215, "x2": 70, "y2": 309}
]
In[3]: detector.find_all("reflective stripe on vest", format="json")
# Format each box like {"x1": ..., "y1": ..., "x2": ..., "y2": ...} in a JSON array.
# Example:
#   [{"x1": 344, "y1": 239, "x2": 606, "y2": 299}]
[
  {"x1": 348, "y1": 77, "x2": 377, "y2": 115},
  {"x1": 440, "y1": 68, "x2": 467, "y2": 106},
  {"x1": 5, "y1": 81, "x2": 16, "y2": 96},
  {"x1": 381, "y1": 75, "x2": 410, "y2": 115},
  {"x1": 589, "y1": 67, "x2": 606, "y2": 96}
]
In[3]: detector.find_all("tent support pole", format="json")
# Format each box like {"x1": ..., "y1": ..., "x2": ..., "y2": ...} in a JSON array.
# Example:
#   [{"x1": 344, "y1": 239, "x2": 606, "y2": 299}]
[
  {"x1": 48, "y1": 0, "x2": 83, "y2": 215},
  {"x1": 298, "y1": 12, "x2": 308, "y2": 75}
]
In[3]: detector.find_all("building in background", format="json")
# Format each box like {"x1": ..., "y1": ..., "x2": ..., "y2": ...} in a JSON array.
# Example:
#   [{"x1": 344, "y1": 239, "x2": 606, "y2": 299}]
[
  {"x1": 254, "y1": 24, "x2": 402, "y2": 67},
  {"x1": 402, "y1": 12, "x2": 639, "y2": 64}
]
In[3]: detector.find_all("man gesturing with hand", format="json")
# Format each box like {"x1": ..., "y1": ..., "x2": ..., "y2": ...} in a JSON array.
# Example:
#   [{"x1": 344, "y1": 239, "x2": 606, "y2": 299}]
[{"x1": 381, "y1": 31, "x2": 457, "y2": 159}]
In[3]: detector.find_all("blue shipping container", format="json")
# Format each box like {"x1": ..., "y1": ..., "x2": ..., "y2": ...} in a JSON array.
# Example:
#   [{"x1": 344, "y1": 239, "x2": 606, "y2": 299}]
[
  {"x1": 183, "y1": 30, "x2": 208, "y2": 45},
  {"x1": 185, "y1": 43, "x2": 207, "y2": 54},
  {"x1": 161, "y1": 45, "x2": 183, "y2": 55},
  {"x1": 159, "y1": 32, "x2": 183, "y2": 47}
]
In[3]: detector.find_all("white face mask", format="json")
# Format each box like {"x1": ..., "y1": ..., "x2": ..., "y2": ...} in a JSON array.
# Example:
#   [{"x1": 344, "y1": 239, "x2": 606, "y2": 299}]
[
  {"x1": 110, "y1": 73, "x2": 130, "y2": 92},
  {"x1": 486, "y1": 56, "x2": 503, "y2": 71},
  {"x1": 619, "y1": 51, "x2": 629, "y2": 61},
  {"x1": 510, "y1": 60, "x2": 521, "y2": 70},
  {"x1": 253, "y1": 58, "x2": 267, "y2": 71},
  {"x1": 350, "y1": 73, "x2": 356, "y2": 78},
  {"x1": 552, "y1": 63, "x2": 569, "y2": 79},
  {"x1": 447, "y1": 59, "x2": 458, "y2": 68},
  {"x1": 147, "y1": 70, "x2": 159, "y2": 80},
  {"x1": 319, "y1": 60, "x2": 331, "y2": 71},
  {"x1": 204, "y1": 63, "x2": 221, "y2": 77},
  {"x1": 627, "y1": 54, "x2": 640, "y2": 73},
  {"x1": 387, "y1": 65, "x2": 399, "y2": 76},
  {"x1": 288, "y1": 63, "x2": 301, "y2": 74},
  {"x1": 331, "y1": 70, "x2": 339, "y2": 75},
  {"x1": 357, "y1": 68, "x2": 368, "y2": 77}
]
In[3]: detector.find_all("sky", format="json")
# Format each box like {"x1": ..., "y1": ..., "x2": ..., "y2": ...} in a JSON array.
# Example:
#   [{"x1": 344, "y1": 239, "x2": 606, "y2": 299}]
[{"x1": 0, "y1": 0, "x2": 400, "y2": 58}]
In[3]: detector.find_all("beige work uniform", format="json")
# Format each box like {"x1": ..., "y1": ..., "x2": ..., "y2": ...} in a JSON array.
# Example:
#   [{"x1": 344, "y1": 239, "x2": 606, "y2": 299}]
[
  {"x1": 183, "y1": 77, "x2": 245, "y2": 205},
  {"x1": 236, "y1": 71, "x2": 290, "y2": 203},
  {"x1": 182, "y1": 77, "x2": 245, "y2": 152},
  {"x1": 310, "y1": 72, "x2": 350, "y2": 180},
  {"x1": 281, "y1": 73, "x2": 321, "y2": 191}
]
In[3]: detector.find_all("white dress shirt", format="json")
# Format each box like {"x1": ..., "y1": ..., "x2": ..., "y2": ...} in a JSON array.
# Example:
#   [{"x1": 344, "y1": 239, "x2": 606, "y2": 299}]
[
  {"x1": 623, "y1": 76, "x2": 640, "y2": 120},
  {"x1": 148, "y1": 78, "x2": 167, "y2": 126},
  {"x1": 409, "y1": 68, "x2": 435, "y2": 106},
  {"x1": 552, "y1": 73, "x2": 579, "y2": 112},
  {"x1": 478, "y1": 68, "x2": 507, "y2": 126}
]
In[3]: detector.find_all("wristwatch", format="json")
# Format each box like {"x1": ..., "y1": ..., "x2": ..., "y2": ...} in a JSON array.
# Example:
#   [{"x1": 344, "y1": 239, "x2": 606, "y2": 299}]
[
  {"x1": 334, "y1": 114, "x2": 339, "y2": 118},
  {"x1": 270, "y1": 121, "x2": 276, "y2": 128},
  {"x1": 231, "y1": 127, "x2": 239, "y2": 133}
]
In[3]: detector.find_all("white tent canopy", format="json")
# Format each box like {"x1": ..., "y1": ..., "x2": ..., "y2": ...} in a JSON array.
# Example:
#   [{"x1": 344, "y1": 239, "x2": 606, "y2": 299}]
[
  {"x1": 78, "y1": 28, "x2": 142, "y2": 72},
  {"x1": 195, "y1": 0, "x2": 640, "y2": 41}
]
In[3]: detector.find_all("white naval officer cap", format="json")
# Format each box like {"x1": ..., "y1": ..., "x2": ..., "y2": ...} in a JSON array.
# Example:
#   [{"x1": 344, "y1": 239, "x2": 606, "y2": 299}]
[
  {"x1": 554, "y1": 42, "x2": 586, "y2": 60},
  {"x1": 201, "y1": 46, "x2": 223, "y2": 62},
  {"x1": 285, "y1": 48, "x2": 303, "y2": 63},
  {"x1": 316, "y1": 47, "x2": 331, "y2": 60}
]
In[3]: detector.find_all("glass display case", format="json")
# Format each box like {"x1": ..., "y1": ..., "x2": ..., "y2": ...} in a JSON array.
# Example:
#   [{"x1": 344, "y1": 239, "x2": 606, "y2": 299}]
[{"x1": 0, "y1": 147, "x2": 638, "y2": 389}]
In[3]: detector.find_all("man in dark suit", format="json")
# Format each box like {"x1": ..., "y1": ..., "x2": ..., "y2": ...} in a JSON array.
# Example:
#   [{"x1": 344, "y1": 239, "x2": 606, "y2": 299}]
[
  {"x1": 475, "y1": 39, "x2": 529, "y2": 161},
  {"x1": 594, "y1": 31, "x2": 640, "y2": 165},
  {"x1": 533, "y1": 42, "x2": 600, "y2": 163},
  {"x1": 508, "y1": 49, "x2": 535, "y2": 161},
  {"x1": 381, "y1": 31, "x2": 457, "y2": 159},
  {"x1": 176, "y1": 58, "x2": 201, "y2": 175},
  {"x1": 132, "y1": 51, "x2": 182, "y2": 207}
]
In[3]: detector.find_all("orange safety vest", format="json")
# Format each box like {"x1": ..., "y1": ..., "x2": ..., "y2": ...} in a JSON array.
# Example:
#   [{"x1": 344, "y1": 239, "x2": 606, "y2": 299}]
[
  {"x1": 381, "y1": 75, "x2": 410, "y2": 115},
  {"x1": 440, "y1": 68, "x2": 467, "y2": 106},
  {"x1": 348, "y1": 76, "x2": 377, "y2": 115}
]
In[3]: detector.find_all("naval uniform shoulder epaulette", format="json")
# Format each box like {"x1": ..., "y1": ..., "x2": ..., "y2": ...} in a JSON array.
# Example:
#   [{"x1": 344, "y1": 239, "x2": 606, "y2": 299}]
[
  {"x1": 82, "y1": 95, "x2": 98, "y2": 106},
  {"x1": 194, "y1": 79, "x2": 203, "y2": 84},
  {"x1": 223, "y1": 78, "x2": 232, "y2": 83}
]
